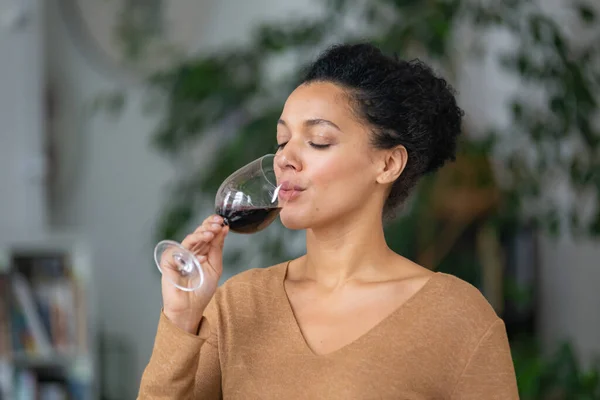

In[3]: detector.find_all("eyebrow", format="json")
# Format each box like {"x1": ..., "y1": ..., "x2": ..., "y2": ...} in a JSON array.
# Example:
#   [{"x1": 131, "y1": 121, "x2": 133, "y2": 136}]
[{"x1": 277, "y1": 118, "x2": 341, "y2": 131}]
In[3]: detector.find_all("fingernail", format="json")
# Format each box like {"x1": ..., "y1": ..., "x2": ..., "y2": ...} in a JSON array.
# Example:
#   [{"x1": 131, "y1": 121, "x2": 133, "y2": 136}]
[
  {"x1": 213, "y1": 216, "x2": 221, "y2": 222},
  {"x1": 211, "y1": 223, "x2": 221, "y2": 229}
]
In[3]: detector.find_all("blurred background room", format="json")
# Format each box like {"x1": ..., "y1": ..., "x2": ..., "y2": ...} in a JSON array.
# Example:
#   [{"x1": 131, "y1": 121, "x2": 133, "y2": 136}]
[{"x1": 0, "y1": 0, "x2": 599, "y2": 398}]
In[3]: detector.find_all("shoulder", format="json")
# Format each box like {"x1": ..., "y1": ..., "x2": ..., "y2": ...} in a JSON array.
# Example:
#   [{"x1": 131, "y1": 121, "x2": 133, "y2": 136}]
[
  {"x1": 211, "y1": 260, "x2": 290, "y2": 312},
  {"x1": 202, "y1": 261, "x2": 290, "y2": 336},
  {"x1": 219, "y1": 261, "x2": 288, "y2": 293},
  {"x1": 202, "y1": 261, "x2": 291, "y2": 343},
  {"x1": 435, "y1": 273, "x2": 499, "y2": 318},
  {"x1": 424, "y1": 272, "x2": 503, "y2": 337},
  {"x1": 414, "y1": 274, "x2": 516, "y2": 395},
  {"x1": 394, "y1": 272, "x2": 509, "y2": 374}
]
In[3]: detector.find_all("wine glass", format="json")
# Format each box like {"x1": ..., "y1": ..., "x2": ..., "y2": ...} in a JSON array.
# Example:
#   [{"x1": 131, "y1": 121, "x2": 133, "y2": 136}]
[{"x1": 154, "y1": 154, "x2": 282, "y2": 291}]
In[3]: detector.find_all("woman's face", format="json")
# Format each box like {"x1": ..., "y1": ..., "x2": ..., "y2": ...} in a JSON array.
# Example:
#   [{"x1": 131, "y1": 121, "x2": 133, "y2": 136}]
[{"x1": 274, "y1": 81, "x2": 389, "y2": 231}]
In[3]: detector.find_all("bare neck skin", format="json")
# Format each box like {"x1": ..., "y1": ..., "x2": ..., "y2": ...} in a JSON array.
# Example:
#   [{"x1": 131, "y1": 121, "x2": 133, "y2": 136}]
[{"x1": 296, "y1": 205, "x2": 404, "y2": 290}]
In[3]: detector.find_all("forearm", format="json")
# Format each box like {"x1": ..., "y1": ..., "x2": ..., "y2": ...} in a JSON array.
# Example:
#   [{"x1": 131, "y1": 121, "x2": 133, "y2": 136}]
[
  {"x1": 163, "y1": 308, "x2": 204, "y2": 335},
  {"x1": 138, "y1": 311, "x2": 220, "y2": 399}
]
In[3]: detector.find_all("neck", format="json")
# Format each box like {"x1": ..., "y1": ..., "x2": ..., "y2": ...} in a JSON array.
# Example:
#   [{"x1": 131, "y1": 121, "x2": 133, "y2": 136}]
[{"x1": 301, "y1": 208, "x2": 393, "y2": 288}]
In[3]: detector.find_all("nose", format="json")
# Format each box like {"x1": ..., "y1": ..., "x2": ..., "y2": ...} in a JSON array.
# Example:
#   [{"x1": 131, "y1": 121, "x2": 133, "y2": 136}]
[{"x1": 275, "y1": 147, "x2": 301, "y2": 172}]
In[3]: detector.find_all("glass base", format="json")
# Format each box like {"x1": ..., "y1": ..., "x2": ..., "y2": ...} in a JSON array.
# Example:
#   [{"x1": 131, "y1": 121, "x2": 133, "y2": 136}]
[{"x1": 154, "y1": 240, "x2": 204, "y2": 291}]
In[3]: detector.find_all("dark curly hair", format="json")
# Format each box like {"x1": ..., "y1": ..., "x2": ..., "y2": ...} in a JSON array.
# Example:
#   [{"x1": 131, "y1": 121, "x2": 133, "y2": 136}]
[{"x1": 302, "y1": 43, "x2": 464, "y2": 218}]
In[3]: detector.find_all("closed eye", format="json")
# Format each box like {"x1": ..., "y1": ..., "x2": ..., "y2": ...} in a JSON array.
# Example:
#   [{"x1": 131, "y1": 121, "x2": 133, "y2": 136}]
[
  {"x1": 309, "y1": 142, "x2": 330, "y2": 149},
  {"x1": 276, "y1": 142, "x2": 330, "y2": 151},
  {"x1": 275, "y1": 142, "x2": 287, "y2": 152}
]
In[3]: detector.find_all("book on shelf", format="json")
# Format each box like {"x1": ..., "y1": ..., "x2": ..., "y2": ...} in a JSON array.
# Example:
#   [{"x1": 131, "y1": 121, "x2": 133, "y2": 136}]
[{"x1": 0, "y1": 248, "x2": 91, "y2": 399}]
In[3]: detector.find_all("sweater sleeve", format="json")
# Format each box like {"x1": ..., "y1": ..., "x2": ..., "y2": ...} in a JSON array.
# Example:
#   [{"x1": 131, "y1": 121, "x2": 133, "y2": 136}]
[
  {"x1": 450, "y1": 319, "x2": 519, "y2": 400},
  {"x1": 137, "y1": 307, "x2": 221, "y2": 399}
]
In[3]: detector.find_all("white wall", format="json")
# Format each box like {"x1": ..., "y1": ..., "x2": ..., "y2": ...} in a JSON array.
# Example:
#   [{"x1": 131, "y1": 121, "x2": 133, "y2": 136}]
[
  {"x1": 539, "y1": 236, "x2": 600, "y2": 366},
  {"x1": 0, "y1": 0, "x2": 46, "y2": 245},
  {"x1": 44, "y1": 3, "x2": 178, "y2": 394},
  {"x1": 41, "y1": 0, "x2": 600, "y2": 394}
]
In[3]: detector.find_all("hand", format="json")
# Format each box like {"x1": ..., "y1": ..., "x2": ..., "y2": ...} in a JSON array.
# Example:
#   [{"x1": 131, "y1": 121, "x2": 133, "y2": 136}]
[{"x1": 159, "y1": 214, "x2": 229, "y2": 334}]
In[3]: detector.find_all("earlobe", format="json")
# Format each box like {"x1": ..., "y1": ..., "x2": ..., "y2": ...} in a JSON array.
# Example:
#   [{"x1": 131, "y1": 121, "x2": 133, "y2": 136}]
[{"x1": 376, "y1": 174, "x2": 393, "y2": 184}]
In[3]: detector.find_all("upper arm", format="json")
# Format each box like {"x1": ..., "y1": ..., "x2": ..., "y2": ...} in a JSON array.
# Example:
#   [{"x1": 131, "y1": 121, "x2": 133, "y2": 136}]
[{"x1": 450, "y1": 319, "x2": 519, "y2": 400}]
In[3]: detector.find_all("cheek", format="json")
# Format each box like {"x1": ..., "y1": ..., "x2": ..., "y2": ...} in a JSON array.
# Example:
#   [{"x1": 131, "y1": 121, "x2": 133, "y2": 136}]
[
  {"x1": 310, "y1": 159, "x2": 348, "y2": 186},
  {"x1": 279, "y1": 152, "x2": 374, "y2": 227},
  {"x1": 308, "y1": 152, "x2": 375, "y2": 201}
]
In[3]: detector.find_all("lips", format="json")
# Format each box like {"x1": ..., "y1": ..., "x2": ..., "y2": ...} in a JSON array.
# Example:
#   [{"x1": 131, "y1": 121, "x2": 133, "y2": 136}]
[
  {"x1": 280, "y1": 181, "x2": 304, "y2": 191},
  {"x1": 278, "y1": 181, "x2": 304, "y2": 202}
]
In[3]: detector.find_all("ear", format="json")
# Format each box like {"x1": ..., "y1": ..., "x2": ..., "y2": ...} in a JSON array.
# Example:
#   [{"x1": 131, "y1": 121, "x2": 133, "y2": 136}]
[{"x1": 376, "y1": 145, "x2": 408, "y2": 184}]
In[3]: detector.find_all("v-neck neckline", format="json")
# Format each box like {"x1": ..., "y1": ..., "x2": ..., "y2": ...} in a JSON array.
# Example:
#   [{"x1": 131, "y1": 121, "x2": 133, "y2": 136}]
[{"x1": 277, "y1": 260, "x2": 442, "y2": 358}]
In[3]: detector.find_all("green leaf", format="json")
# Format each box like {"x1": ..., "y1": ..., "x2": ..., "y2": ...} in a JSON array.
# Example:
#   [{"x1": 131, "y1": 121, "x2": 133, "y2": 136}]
[
  {"x1": 255, "y1": 19, "x2": 329, "y2": 53},
  {"x1": 577, "y1": 3, "x2": 596, "y2": 24},
  {"x1": 511, "y1": 101, "x2": 524, "y2": 121},
  {"x1": 546, "y1": 211, "x2": 561, "y2": 236},
  {"x1": 529, "y1": 17, "x2": 542, "y2": 43},
  {"x1": 388, "y1": 0, "x2": 421, "y2": 10},
  {"x1": 590, "y1": 210, "x2": 600, "y2": 236},
  {"x1": 156, "y1": 202, "x2": 194, "y2": 241},
  {"x1": 516, "y1": 54, "x2": 529, "y2": 75},
  {"x1": 325, "y1": 0, "x2": 353, "y2": 11},
  {"x1": 549, "y1": 96, "x2": 566, "y2": 116}
]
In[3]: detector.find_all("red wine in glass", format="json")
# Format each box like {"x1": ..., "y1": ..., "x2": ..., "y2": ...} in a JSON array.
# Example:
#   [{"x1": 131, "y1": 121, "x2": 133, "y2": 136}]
[
  {"x1": 154, "y1": 154, "x2": 282, "y2": 291},
  {"x1": 216, "y1": 206, "x2": 281, "y2": 234}
]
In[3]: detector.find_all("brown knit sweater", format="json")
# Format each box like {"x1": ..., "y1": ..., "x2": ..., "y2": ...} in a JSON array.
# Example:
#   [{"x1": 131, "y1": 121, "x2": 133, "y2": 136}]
[{"x1": 138, "y1": 261, "x2": 519, "y2": 399}]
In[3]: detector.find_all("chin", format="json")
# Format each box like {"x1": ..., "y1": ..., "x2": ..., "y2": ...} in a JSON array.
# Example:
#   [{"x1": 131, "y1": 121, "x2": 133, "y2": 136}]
[
  {"x1": 279, "y1": 209, "x2": 309, "y2": 231},
  {"x1": 279, "y1": 205, "x2": 340, "y2": 231}
]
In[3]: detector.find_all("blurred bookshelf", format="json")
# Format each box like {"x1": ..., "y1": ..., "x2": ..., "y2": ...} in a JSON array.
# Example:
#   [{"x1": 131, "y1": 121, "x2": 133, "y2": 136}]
[{"x1": 0, "y1": 235, "x2": 96, "y2": 400}]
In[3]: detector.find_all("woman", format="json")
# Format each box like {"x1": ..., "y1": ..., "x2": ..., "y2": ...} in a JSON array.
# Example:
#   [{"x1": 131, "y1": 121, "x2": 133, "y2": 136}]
[{"x1": 138, "y1": 43, "x2": 519, "y2": 399}]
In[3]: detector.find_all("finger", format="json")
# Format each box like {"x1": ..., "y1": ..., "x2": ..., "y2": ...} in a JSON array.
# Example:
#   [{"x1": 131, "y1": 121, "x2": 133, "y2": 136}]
[
  {"x1": 181, "y1": 230, "x2": 214, "y2": 249},
  {"x1": 187, "y1": 220, "x2": 223, "y2": 247},
  {"x1": 211, "y1": 215, "x2": 225, "y2": 226},
  {"x1": 207, "y1": 225, "x2": 229, "y2": 274},
  {"x1": 189, "y1": 241, "x2": 210, "y2": 255},
  {"x1": 212, "y1": 224, "x2": 229, "y2": 250},
  {"x1": 192, "y1": 224, "x2": 222, "y2": 241},
  {"x1": 192, "y1": 226, "x2": 229, "y2": 263},
  {"x1": 205, "y1": 222, "x2": 224, "y2": 234},
  {"x1": 194, "y1": 215, "x2": 225, "y2": 233}
]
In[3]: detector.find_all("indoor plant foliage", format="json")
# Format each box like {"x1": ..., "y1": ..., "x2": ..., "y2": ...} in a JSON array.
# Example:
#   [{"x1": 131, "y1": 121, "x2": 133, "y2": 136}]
[{"x1": 135, "y1": 0, "x2": 599, "y2": 270}]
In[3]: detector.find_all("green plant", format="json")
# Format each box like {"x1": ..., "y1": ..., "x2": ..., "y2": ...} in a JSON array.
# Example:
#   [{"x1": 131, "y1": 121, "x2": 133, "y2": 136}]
[
  {"x1": 474, "y1": 1, "x2": 600, "y2": 238},
  {"x1": 512, "y1": 338, "x2": 600, "y2": 399},
  {"x1": 123, "y1": 0, "x2": 599, "y2": 266}
]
